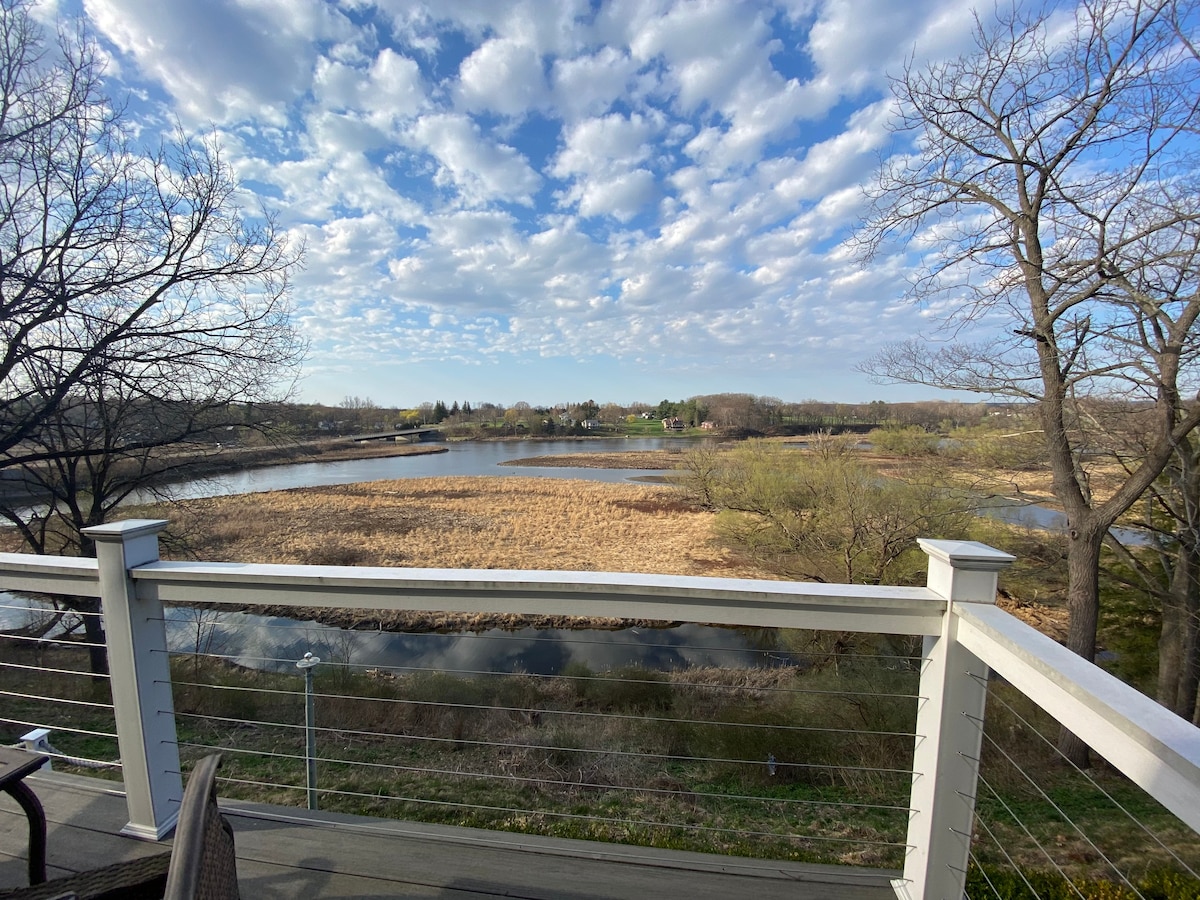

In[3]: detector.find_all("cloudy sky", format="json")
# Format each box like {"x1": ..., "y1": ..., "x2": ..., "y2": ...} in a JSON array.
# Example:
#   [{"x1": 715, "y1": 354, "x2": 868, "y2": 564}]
[{"x1": 52, "y1": 0, "x2": 991, "y2": 407}]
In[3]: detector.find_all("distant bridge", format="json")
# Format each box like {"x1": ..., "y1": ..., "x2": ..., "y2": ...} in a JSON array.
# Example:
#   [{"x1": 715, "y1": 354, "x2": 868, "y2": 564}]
[{"x1": 348, "y1": 427, "x2": 439, "y2": 443}]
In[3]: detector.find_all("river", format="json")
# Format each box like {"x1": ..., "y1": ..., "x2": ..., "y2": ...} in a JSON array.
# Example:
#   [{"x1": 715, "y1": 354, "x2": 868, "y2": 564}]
[{"x1": 153, "y1": 437, "x2": 684, "y2": 500}]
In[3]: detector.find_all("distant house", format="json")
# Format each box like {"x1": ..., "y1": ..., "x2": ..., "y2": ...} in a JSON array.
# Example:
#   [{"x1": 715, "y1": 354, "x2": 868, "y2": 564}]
[
  {"x1": 582, "y1": 419, "x2": 601, "y2": 430},
  {"x1": 700, "y1": 421, "x2": 717, "y2": 430},
  {"x1": 662, "y1": 416, "x2": 685, "y2": 431}
]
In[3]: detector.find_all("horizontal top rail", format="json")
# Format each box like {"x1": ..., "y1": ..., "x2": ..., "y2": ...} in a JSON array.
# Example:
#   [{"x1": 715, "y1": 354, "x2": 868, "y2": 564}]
[
  {"x1": 130, "y1": 560, "x2": 948, "y2": 635},
  {"x1": 955, "y1": 602, "x2": 1200, "y2": 834},
  {"x1": 0, "y1": 553, "x2": 100, "y2": 597}
]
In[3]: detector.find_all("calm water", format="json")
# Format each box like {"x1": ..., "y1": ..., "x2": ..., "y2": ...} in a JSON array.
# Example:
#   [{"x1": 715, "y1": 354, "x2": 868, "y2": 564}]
[
  {"x1": 170, "y1": 609, "x2": 795, "y2": 675},
  {"x1": 0, "y1": 595, "x2": 797, "y2": 676},
  {"x1": 155, "y1": 438, "x2": 688, "y2": 500}
]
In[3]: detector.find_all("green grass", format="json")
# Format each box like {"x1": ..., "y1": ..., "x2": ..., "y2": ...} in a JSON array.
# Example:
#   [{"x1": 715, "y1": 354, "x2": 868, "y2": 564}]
[{"x1": 619, "y1": 418, "x2": 668, "y2": 436}]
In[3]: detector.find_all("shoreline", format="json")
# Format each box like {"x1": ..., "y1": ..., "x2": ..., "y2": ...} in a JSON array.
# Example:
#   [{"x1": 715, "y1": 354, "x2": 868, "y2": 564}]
[
  {"x1": 499, "y1": 450, "x2": 685, "y2": 470},
  {"x1": 242, "y1": 605, "x2": 679, "y2": 634}
]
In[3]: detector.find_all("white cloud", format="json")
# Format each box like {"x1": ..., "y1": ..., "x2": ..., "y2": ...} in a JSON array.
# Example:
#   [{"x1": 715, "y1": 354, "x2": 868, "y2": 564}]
[
  {"x1": 771, "y1": 100, "x2": 893, "y2": 202},
  {"x1": 455, "y1": 37, "x2": 548, "y2": 117},
  {"x1": 554, "y1": 113, "x2": 658, "y2": 174},
  {"x1": 575, "y1": 170, "x2": 657, "y2": 221},
  {"x1": 411, "y1": 114, "x2": 542, "y2": 207},
  {"x1": 552, "y1": 113, "x2": 661, "y2": 220},
  {"x1": 85, "y1": 0, "x2": 353, "y2": 124},
  {"x1": 550, "y1": 47, "x2": 640, "y2": 120},
  {"x1": 315, "y1": 49, "x2": 426, "y2": 134},
  {"x1": 71, "y1": 0, "x2": 994, "y2": 402},
  {"x1": 806, "y1": 0, "x2": 969, "y2": 99}
]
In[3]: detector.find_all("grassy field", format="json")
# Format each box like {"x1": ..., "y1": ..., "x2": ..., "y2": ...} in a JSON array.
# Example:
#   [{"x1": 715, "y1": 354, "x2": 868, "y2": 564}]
[{"x1": 146, "y1": 476, "x2": 769, "y2": 631}]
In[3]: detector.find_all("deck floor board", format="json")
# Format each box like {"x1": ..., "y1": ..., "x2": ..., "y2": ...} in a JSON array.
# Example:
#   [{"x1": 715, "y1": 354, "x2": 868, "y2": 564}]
[{"x1": 1, "y1": 772, "x2": 898, "y2": 899}]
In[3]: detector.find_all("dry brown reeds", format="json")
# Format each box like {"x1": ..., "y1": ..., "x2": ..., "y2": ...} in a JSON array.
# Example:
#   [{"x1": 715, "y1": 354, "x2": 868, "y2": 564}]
[{"x1": 165, "y1": 476, "x2": 765, "y2": 578}]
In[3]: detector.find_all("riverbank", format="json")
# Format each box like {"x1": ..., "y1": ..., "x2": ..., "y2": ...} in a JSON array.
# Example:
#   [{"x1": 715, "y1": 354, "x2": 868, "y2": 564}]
[
  {"x1": 0, "y1": 439, "x2": 1074, "y2": 639},
  {"x1": 171, "y1": 438, "x2": 450, "y2": 478}
]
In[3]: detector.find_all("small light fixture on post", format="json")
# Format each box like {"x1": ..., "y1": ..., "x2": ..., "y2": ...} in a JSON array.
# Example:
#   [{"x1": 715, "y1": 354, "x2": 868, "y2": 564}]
[{"x1": 296, "y1": 651, "x2": 321, "y2": 810}]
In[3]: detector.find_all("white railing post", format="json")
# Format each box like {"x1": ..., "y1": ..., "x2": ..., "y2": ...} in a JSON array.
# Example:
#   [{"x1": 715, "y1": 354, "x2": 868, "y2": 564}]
[
  {"x1": 895, "y1": 540, "x2": 1014, "y2": 900},
  {"x1": 83, "y1": 519, "x2": 181, "y2": 840}
]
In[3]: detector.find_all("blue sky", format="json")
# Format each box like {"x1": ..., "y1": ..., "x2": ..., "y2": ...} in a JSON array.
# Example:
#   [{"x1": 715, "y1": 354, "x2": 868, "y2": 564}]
[{"x1": 46, "y1": 0, "x2": 996, "y2": 407}]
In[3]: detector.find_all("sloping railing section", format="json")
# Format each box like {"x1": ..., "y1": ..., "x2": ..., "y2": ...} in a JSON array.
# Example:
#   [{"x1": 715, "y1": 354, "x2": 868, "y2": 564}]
[{"x1": 0, "y1": 519, "x2": 1197, "y2": 900}]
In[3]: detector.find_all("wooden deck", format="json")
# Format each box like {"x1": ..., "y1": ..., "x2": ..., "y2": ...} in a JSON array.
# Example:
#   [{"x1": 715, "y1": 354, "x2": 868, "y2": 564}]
[{"x1": 0, "y1": 771, "x2": 900, "y2": 898}]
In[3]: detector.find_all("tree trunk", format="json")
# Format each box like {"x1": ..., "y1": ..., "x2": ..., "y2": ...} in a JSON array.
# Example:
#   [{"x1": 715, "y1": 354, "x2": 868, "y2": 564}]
[
  {"x1": 1182, "y1": 610, "x2": 1200, "y2": 724},
  {"x1": 1058, "y1": 525, "x2": 1104, "y2": 767},
  {"x1": 1159, "y1": 542, "x2": 1200, "y2": 717},
  {"x1": 73, "y1": 595, "x2": 109, "y2": 680}
]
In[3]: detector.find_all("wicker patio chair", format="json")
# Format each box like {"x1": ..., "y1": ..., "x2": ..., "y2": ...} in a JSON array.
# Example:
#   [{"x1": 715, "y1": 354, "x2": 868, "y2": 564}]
[
  {"x1": 0, "y1": 754, "x2": 238, "y2": 900},
  {"x1": 163, "y1": 754, "x2": 240, "y2": 900},
  {"x1": 0, "y1": 853, "x2": 170, "y2": 900}
]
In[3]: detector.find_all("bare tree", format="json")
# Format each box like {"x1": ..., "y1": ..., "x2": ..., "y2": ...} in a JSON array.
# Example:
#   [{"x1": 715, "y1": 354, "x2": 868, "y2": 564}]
[
  {"x1": 0, "y1": 0, "x2": 304, "y2": 672},
  {"x1": 0, "y1": 0, "x2": 302, "y2": 467},
  {"x1": 684, "y1": 442, "x2": 975, "y2": 587},
  {"x1": 858, "y1": 0, "x2": 1200, "y2": 762}
]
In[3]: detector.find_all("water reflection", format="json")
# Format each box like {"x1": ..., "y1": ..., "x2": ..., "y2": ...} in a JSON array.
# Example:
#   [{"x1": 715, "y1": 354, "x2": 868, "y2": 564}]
[
  {"x1": 168, "y1": 608, "x2": 795, "y2": 675},
  {"x1": 1, "y1": 595, "x2": 795, "y2": 676}
]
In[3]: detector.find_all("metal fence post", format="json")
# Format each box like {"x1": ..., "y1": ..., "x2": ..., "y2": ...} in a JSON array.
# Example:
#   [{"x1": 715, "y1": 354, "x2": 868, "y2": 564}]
[
  {"x1": 297, "y1": 651, "x2": 320, "y2": 810},
  {"x1": 894, "y1": 540, "x2": 1014, "y2": 900},
  {"x1": 83, "y1": 519, "x2": 181, "y2": 840}
]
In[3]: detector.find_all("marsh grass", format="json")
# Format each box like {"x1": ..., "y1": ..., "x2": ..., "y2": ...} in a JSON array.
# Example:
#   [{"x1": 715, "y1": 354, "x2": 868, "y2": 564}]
[
  {"x1": 0, "y1": 473, "x2": 1190, "y2": 883},
  {"x1": 161, "y1": 650, "x2": 921, "y2": 866},
  {"x1": 970, "y1": 684, "x2": 1200, "y2": 880},
  {"x1": 150, "y1": 477, "x2": 763, "y2": 579}
]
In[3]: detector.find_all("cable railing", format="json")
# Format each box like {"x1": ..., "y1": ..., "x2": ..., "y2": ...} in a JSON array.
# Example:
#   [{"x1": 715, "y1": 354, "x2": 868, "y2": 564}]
[
  {"x1": 1, "y1": 523, "x2": 1198, "y2": 900},
  {"x1": 0, "y1": 597, "x2": 122, "y2": 771},
  {"x1": 158, "y1": 633, "x2": 919, "y2": 864},
  {"x1": 964, "y1": 681, "x2": 1200, "y2": 899}
]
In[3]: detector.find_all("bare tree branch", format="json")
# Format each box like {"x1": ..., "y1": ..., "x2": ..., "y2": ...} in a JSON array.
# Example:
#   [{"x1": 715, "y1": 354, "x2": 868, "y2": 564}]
[{"x1": 856, "y1": 0, "x2": 1200, "y2": 760}]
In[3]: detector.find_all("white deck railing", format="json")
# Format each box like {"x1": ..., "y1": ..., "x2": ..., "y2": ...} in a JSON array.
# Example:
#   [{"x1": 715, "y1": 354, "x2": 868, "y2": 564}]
[{"x1": 1, "y1": 518, "x2": 1198, "y2": 900}]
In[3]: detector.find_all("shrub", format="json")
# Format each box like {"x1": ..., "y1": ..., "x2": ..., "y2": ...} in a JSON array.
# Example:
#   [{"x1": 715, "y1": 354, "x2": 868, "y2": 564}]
[
  {"x1": 571, "y1": 665, "x2": 674, "y2": 713},
  {"x1": 867, "y1": 426, "x2": 941, "y2": 456}
]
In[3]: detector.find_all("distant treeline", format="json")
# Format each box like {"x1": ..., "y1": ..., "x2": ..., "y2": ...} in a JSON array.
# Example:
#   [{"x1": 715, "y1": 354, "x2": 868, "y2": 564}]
[{"x1": 271, "y1": 394, "x2": 1016, "y2": 436}]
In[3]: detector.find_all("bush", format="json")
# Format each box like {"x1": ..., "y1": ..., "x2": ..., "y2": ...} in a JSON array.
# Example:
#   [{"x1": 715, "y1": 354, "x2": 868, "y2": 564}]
[
  {"x1": 867, "y1": 426, "x2": 941, "y2": 456},
  {"x1": 688, "y1": 703, "x2": 838, "y2": 786},
  {"x1": 948, "y1": 425, "x2": 1049, "y2": 470},
  {"x1": 572, "y1": 665, "x2": 674, "y2": 713}
]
